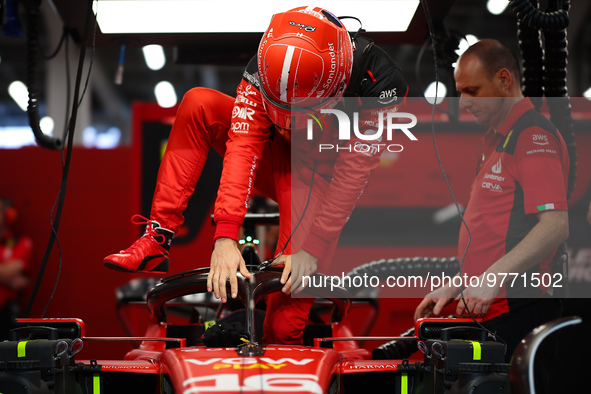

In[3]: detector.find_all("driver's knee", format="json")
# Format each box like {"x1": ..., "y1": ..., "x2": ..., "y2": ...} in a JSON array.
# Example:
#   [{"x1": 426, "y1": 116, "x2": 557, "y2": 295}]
[
  {"x1": 173, "y1": 87, "x2": 233, "y2": 151},
  {"x1": 263, "y1": 293, "x2": 315, "y2": 345},
  {"x1": 263, "y1": 317, "x2": 304, "y2": 345}
]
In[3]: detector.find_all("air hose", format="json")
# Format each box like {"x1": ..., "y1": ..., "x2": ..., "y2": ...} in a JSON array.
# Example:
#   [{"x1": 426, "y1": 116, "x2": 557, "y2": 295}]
[
  {"x1": 372, "y1": 326, "x2": 418, "y2": 360},
  {"x1": 25, "y1": 0, "x2": 63, "y2": 150},
  {"x1": 516, "y1": 0, "x2": 545, "y2": 109},
  {"x1": 345, "y1": 256, "x2": 459, "y2": 285},
  {"x1": 542, "y1": 0, "x2": 577, "y2": 199},
  {"x1": 510, "y1": 0, "x2": 577, "y2": 199},
  {"x1": 509, "y1": 0, "x2": 569, "y2": 30}
]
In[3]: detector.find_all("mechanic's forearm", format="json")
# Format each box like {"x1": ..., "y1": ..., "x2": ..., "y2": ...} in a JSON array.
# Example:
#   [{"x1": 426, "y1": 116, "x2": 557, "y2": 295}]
[{"x1": 485, "y1": 210, "x2": 568, "y2": 277}]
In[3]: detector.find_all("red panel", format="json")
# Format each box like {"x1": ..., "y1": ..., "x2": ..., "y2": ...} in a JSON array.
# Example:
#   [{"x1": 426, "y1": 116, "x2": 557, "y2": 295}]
[{"x1": 1, "y1": 147, "x2": 135, "y2": 359}]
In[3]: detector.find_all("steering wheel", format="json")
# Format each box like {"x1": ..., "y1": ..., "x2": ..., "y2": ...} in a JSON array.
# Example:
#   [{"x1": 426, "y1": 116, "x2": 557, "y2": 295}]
[{"x1": 146, "y1": 267, "x2": 351, "y2": 341}]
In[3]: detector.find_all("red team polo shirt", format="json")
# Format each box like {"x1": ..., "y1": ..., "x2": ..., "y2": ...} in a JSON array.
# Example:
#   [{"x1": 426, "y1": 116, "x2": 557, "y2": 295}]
[{"x1": 458, "y1": 97, "x2": 569, "y2": 321}]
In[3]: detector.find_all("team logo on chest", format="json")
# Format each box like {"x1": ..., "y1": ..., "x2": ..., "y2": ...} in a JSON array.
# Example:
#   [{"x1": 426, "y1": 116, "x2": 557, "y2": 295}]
[
  {"x1": 482, "y1": 157, "x2": 505, "y2": 191},
  {"x1": 491, "y1": 158, "x2": 502, "y2": 174}
]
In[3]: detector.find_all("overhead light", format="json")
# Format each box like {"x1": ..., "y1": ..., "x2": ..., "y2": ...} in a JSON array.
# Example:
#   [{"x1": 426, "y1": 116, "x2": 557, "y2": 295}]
[
  {"x1": 584, "y1": 86, "x2": 591, "y2": 101},
  {"x1": 83, "y1": 126, "x2": 122, "y2": 148},
  {"x1": 83, "y1": 126, "x2": 97, "y2": 148},
  {"x1": 8, "y1": 81, "x2": 29, "y2": 111},
  {"x1": 456, "y1": 34, "x2": 479, "y2": 57},
  {"x1": 96, "y1": 127, "x2": 122, "y2": 149},
  {"x1": 424, "y1": 81, "x2": 447, "y2": 105},
  {"x1": 154, "y1": 81, "x2": 177, "y2": 108},
  {"x1": 487, "y1": 0, "x2": 509, "y2": 15},
  {"x1": 93, "y1": 1, "x2": 420, "y2": 33},
  {"x1": 40, "y1": 116, "x2": 55, "y2": 136},
  {"x1": 142, "y1": 44, "x2": 166, "y2": 71}
]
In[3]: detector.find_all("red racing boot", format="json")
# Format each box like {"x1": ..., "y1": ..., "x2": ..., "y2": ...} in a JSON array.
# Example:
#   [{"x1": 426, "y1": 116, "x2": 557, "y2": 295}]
[{"x1": 103, "y1": 215, "x2": 173, "y2": 274}]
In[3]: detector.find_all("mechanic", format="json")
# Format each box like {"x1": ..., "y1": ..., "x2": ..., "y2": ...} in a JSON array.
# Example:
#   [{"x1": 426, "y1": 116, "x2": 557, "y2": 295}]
[
  {"x1": 0, "y1": 197, "x2": 32, "y2": 340},
  {"x1": 104, "y1": 6, "x2": 408, "y2": 345},
  {"x1": 414, "y1": 39, "x2": 568, "y2": 392}
]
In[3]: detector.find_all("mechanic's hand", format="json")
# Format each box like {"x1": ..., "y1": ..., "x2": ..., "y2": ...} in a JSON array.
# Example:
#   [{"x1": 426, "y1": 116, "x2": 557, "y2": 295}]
[
  {"x1": 414, "y1": 284, "x2": 457, "y2": 321},
  {"x1": 207, "y1": 238, "x2": 250, "y2": 303},
  {"x1": 273, "y1": 250, "x2": 318, "y2": 294},
  {"x1": 454, "y1": 272, "x2": 500, "y2": 318}
]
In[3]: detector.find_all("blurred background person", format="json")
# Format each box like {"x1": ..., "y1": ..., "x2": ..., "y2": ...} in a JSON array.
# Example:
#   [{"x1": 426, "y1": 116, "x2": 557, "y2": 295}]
[{"x1": 0, "y1": 197, "x2": 32, "y2": 340}]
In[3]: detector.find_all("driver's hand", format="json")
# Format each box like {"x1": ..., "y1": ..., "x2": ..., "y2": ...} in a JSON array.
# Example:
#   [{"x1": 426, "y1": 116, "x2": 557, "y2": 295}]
[
  {"x1": 271, "y1": 254, "x2": 291, "y2": 288},
  {"x1": 273, "y1": 250, "x2": 318, "y2": 294},
  {"x1": 207, "y1": 238, "x2": 250, "y2": 303}
]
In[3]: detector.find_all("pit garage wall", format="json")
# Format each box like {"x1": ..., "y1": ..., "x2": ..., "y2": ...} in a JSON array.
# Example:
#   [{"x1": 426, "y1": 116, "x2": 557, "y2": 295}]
[{"x1": 1, "y1": 103, "x2": 590, "y2": 361}]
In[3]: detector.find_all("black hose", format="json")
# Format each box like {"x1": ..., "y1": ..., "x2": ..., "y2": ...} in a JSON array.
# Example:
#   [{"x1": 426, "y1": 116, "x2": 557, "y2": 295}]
[
  {"x1": 345, "y1": 256, "x2": 459, "y2": 284},
  {"x1": 543, "y1": 0, "x2": 577, "y2": 199},
  {"x1": 509, "y1": 0, "x2": 569, "y2": 30},
  {"x1": 25, "y1": 1, "x2": 63, "y2": 150},
  {"x1": 372, "y1": 326, "x2": 418, "y2": 360},
  {"x1": 516, "y1": 0, "x2": 544, "y2": 110},
  {"x1": 510, "y1": 0, "x2": 577, "y2": 199},
  {"x1": 24, "y1": 0, "x2": 94, "y2": 317}
]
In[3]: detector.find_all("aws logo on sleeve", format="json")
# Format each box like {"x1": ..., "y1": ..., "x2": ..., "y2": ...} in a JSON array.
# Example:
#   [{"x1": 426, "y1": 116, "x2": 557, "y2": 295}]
[
  {"x1": 378, "y1": 88, "x2": 398, "y2": 104},
  {"x1": 532, "y1": 134, "x2": 549, "y2": 146}
]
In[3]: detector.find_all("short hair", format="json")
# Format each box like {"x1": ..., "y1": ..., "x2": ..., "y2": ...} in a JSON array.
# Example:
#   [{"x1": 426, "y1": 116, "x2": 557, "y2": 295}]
[{"x1": 462, "y1": 39, "x2": 521, "y2": 83}]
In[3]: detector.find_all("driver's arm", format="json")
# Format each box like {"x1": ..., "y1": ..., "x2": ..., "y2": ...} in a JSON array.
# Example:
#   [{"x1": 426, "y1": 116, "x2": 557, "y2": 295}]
[{"x1": 208, "y1": 74, "x2": 273, "y2": 302}]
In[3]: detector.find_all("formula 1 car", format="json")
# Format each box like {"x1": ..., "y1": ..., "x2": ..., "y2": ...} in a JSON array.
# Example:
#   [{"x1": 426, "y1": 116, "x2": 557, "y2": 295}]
[{"x1": 0, "y1": 262, "x2": 579, "y2": 394}]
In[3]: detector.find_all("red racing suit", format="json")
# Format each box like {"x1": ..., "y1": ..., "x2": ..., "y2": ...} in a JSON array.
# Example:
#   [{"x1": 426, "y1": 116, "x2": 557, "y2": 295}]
[{"x1": 150, "y1": 38, "x2": 408, "y2": 344}]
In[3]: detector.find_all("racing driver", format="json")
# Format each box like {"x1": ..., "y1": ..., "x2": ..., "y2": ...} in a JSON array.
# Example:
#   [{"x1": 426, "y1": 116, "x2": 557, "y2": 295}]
[{"x1": 104, "y1": 6, "x2": 408, "y2": 344}]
